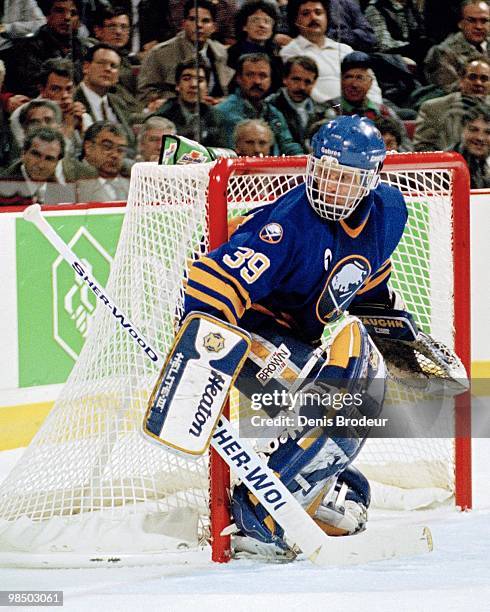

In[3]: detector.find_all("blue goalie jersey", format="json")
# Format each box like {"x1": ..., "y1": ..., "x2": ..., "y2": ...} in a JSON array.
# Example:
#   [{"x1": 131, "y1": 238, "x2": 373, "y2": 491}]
[{"x1": 184, "y1": 182, "x2": 408, "y2": 342}]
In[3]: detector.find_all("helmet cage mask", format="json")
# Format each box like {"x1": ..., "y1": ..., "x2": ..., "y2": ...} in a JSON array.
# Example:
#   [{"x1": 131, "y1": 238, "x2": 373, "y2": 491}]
[{"x1": 306, "y1": 154, "x2": 381, "y2": 221}]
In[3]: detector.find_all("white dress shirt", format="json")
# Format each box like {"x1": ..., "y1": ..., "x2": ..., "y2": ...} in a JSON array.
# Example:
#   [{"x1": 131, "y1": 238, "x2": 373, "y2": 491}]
[
  {"x1": 280, "y1": 35, "x2": 383, "y2": 105},
  {"x1": 21, "y1": 163, "x2": 46, "y2": 203},
  {"x1": 80, "y1": 82, "x2": 119, "y2": 124},
  {"x1": 77, "y1": 176, "x2": 130, "y2": 202}
]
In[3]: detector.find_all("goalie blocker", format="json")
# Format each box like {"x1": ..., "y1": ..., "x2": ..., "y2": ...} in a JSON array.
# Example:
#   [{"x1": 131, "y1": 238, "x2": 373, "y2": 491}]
[{"x1": 143, "y1": 313, "x2": 251, "y2": 455}]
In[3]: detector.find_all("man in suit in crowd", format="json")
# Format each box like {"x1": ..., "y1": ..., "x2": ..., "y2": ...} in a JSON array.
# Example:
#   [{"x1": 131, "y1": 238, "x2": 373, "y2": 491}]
[
  {"x1": 11, "y1": 98, "x2": 96, "y2": 184},
  {"x1": 414, "y1": 56, "x2": 490, "y2": 151},
  {"x1": 266, "y1": 55, "x2": 335, "y2": 151},
  {"x1": 151, "y1": 59, "x2": 221, "y2": 145},
  {"x1": 425, "y1": 0, "x2": 490, "y2": 92},
  {"x1": 0, "y1": 127, "x2": 77, "y2": 204},
  {"x1": 90, "y1": 6, "x2": 143, "y2": 112},
  {"x1": 137, "y1": 0, "x2": 234, "y2": 106},
  {"x1": 4, "y1": 0, "x2": 87, "y2": 97},
  {"x1": 447, "y1": 103, "x2": 490, "y2": 187},
  {"x1": 9, "y1": 59, "x2": 93, "y2": 161},
  {"x1": 74, "y1": 43, "x2": 136, "y2": 156},
  {"x1": 279, "y1": 0, "x2": 383, "y2": 104},
  {"x1": 77, "y1": 121, "x2": 130, "y2": 202},
  {"x1": 214, "y1": 53, "x2": 303, "y2": 155},
  {"x1": 325, "y1": 51, "x2": 412, "y2": 150},
  {"x1": 136, "y1": 116, "x2": 176, "y2": 162},
  {"x1": 233, "y1": 118, "x2": 274, "y2": 156}
]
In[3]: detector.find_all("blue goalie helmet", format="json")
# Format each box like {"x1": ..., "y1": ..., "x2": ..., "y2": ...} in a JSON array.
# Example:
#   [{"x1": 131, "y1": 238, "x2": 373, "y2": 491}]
[{"x1": 306, "y1": 115, "x2": 386, "y2": 221}]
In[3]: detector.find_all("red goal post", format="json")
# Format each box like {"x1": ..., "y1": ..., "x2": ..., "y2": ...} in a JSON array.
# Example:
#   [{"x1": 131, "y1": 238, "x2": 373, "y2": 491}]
[{"x1": 207, "y1": 152, "x2": 472, "y2": 562}]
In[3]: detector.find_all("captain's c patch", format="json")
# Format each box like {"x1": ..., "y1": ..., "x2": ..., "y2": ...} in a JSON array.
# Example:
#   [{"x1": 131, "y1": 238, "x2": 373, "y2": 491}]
[{"x1": 259, "y1": 223, "x2": 283, "y2": 244}]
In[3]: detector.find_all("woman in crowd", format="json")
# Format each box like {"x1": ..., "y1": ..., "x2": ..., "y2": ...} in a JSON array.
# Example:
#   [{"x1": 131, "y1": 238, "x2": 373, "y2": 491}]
[{"x1": 227, "y1": 0, "x2": 283, "y2": 91}]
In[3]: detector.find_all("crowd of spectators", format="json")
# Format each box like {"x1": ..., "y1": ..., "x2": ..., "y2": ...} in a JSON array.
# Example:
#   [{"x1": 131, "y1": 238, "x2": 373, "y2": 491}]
[{"x1": 0, "y1": 0, "x2": 489, "y2": 205}]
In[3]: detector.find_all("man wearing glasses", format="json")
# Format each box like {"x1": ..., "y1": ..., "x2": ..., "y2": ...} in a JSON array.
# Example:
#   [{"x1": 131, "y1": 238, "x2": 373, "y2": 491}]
[
  {"x1": 91, "y1": 7, "x2": 142, "y2": 107},
  {"x1": 425, "y1": 0, "x2": 490, "y2": 91},
  {"x1": 74, "y1": 43, "x2": 136, "y2": 155},
  {"x1": 77, "y1": 121, "x2": 129, "y2": 202}
]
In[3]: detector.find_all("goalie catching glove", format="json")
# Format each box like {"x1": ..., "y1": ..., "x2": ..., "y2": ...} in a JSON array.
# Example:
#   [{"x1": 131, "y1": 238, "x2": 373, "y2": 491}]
[{"x1": 349, "y1": 292, "x2": 469, "y2": 396}]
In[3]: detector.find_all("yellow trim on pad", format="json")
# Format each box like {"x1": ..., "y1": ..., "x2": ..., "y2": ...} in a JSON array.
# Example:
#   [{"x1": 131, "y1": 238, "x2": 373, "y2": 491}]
[
  {"x1": 328, "y1": 322, "x2": 361, "y2": 368},
  {"x1": 472, "y1": 361, "x2": 490, "y2": 397}
]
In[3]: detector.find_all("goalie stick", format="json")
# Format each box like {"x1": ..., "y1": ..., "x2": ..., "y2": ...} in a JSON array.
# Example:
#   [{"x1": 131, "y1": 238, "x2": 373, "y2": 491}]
[{"x1": 22, "y1": 203, "x2": 433, "y2": 566}]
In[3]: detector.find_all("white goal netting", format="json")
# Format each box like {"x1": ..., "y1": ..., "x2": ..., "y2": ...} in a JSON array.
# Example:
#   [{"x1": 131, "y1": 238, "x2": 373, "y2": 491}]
[{"x1": 0, "y1": 155, "x2": 470, "y2": 566}]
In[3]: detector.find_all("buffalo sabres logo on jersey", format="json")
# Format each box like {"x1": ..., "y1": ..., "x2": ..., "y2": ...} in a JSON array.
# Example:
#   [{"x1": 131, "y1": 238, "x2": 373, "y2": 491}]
[
  {"x1": 203, "y1": 332, "x2": 225, "y2": 353},
  {"x1": 259, "y1": 223, "x2": 283, "y2": 244},
  {"x1": 316, "y1": 256, "x2": 371, "y2": 323}
]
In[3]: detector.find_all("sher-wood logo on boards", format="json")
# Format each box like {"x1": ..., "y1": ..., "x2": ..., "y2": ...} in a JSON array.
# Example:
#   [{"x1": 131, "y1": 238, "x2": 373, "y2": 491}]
[
  {"x1": 53, "y1": 228, "x2": 113, "y2": 360},
  {"x1": 16, "y1": 213, "x2": 124, "y2": 387}
]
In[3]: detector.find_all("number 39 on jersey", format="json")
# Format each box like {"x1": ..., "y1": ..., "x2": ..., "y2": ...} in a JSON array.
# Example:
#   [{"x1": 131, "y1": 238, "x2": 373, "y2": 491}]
[{"x1": 223, "y1": 247, "x2": 270, "y2": 284}]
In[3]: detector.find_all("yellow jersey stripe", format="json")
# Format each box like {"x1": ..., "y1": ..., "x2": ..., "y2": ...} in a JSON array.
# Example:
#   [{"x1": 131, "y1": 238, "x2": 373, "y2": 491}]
[
  {"x1": 186, "y1": 286, "x2": 238, "y2": 325},
  {"x1": 251, "y1": 303, "x2": 294, "y2": 330},
  {"x1": 189, "y1": 266, "x2": 246, "y2": 319},
  {"x1": 228, "y1": 215, "x2": 248, "y2": 237},
  {"x1": 199, "y1": 257, "x2": 251, "y2": 308},
  {"x1": 369, "y1": 259, "x2": 391, "y2": 277},
  {"x1": 340, "y1": 213, "x2": 370, "y2": 239}
]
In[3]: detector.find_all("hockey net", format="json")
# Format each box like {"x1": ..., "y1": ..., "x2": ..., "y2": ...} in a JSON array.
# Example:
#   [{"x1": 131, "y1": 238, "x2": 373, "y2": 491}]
[{"x1": 0, "y1": 153, "x2": 471, "y2": 567}]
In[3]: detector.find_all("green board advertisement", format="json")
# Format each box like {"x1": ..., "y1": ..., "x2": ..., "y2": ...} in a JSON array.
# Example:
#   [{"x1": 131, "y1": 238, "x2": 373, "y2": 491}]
[{"x1": 16, "y1": 212, "x2": 124, "y2": 388}]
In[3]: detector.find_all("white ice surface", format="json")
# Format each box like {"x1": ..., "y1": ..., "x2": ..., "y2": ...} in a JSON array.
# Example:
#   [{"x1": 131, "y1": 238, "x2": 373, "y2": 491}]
[{"x1": 0, "y1": 439, "x2": 489, "y2": 612}]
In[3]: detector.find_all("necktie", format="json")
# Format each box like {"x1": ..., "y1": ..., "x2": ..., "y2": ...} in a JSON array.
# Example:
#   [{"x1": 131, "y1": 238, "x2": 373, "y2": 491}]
[{"x1": 101, "y1": 99, "x2": 108, "y2": 121}]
